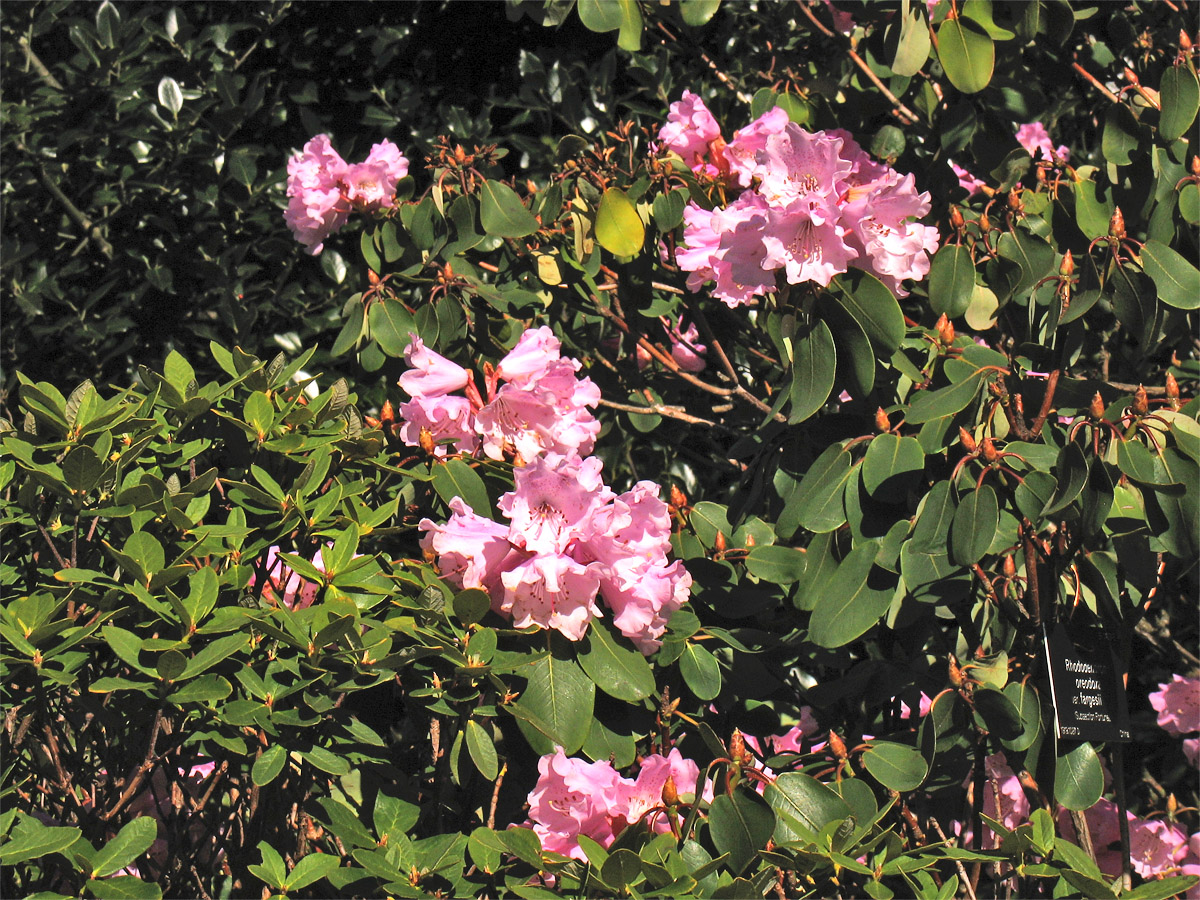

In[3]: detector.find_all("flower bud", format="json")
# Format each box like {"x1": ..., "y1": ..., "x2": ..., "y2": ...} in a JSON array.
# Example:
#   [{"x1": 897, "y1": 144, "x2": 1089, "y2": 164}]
[
  {"x1": 1059, "y1": 249, "x2": 1074, "y2": 277},
  {"x1": 981, "y1": 437, "x2": 999, "y2": 463},
  {"x1": 729, "y1": 729, "x2": 746, "y2": 763},
  {"x1": 1133, "y1": 384, "x2": 1149, "y2": 416},
  {"x1": 936, "y1": 314, "x2": 956, "y2": 347},
  {"x1": 745, "y1": 533, "x2": 756, "y2": 548},
  {"x1": 1166, "y1": 372, "x2": 1181, "y2": 409},
  {"x1": 1192, "y1": 155, "x2": 1200, "y2": 178},
  {"x1": 948, "y1": 654, "x2": 966, "y2": 688},
  {"x1": 1018, "y1": 770, "x2": 1040, "y2": 795},
  {"x1": 978, "y1": 210, "x2": 991, "y2": 232},
  {"x1": 1007, "y1": 189, "x2": 1023, "y2": 214},
  {"x1": 1109, "y1": 207, "x2": 1126, "y2": 241},
  {"x1": 418, "y1": 426, "x2": 436, "y2": 456},
  {"x1": 714, "y1": 530, "x2": 727, "y2": 555},
  {"x1": 662, "y1": 775, "x2": 679, "y2": 807},
  {"x1": 1003, "y1": 554, "x2": 1017, "y2": 579},
  {"x1": 367, "y1": 268, "x2": 381, "y2": 287},
  {"x1": 949, "y1": 205, "x2": 964, "y2": 230},
  {"x1": 1182, "y1": 30, "x2": 1193, "y2": 53},
  {"x1": 1089, "y1": 391, "x2": 1107, "y2": 421},
  {"x1": 1123, "y1": 66, "x2": 1140, "y2": 86},
  {"x1": 380, "y1": 399, "x2": 395, "y2": 423},
  {"x1": 1167, "y1": 793, "x2": 1179, "y2": 820},
  {"x1": 959, "y1": 426, "x2": 978, "y2": 453},
  {"x1": 828, "y1": 729, "x2": 848, "y2": 761},
  {"x1": 670, "y1": 484, "x2": 688, "y2": 512},
  {"x1": 876, "y1": 407, "x2": 891, "y2": 433}
]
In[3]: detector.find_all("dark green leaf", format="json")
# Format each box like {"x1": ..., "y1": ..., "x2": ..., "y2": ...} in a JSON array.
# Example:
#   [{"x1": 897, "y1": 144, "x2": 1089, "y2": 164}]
[
  {"x1": 708, "y1": 788, "x2": 774, "y2": 875},
  {"x1": 1054, "y1": 741, "x2": 1103, "y2": 810},
  {"x1": 579, "y1": 619, "x2": 655, "y2": 702},
  {"x1": 949, "y1": 485, "x2": 998, "y2": 566},
  {"x1": 1161, "y1": 66, "x2": 1200, "y2": 142},
  {"x1": 466, "y1": 720, "x2": 499, "y2": 781},
  {"x1": 680, "y1": 0, "x2": 722, "y2": 27},
  {"x1": 1140, "y1": 239, "x2": 1200, "y2": 310},
  {"x1": 862, "y1": 434, "x2": 924, "y2": 499},
  {"x1": 252, "y1": 745, "x2": 287, "y2": 786},
  {"x1": 808, "y1": 542, "x2": 892, "y2": 647},
  {"x1": 764, "y1": 772, "x2": 852, "y2": 843},
  {"x1": 479, "y1": 180, "x2": 539, "y2": 238},
  {"x1": 745, "y1": 545, "x2": 807, "y2": 584},
  {"x1": 680, "y1": 643, "x2": 721, "y2": 700},
  {"x1": 928, "y1": 244, "x2": 976, "y2": 318},
  {"x1": 937, "y1": 18, "x2": 994, "y2": 94},
  {"x1": 90, "y1": 816, "x2": 158, "y2": 878},
  {"x1": 892, "y1": 1, "x2": 931, "y2": 77},
  {"x1": 511, "y1": 652, "x2": 594, "y2": 755},
  {"x1": 368, "y1": 298, "x2": 416, "y2": 357},
  {"x1": 793, "y1": 444, "x2": 854, "y2": 533},
  {"x1": 836, "y1": 270, "x2": 905, "y2": 352},
  {"x1": 862, "y1": 741, "x2": 928, "y2": 791},
  {"x1": 789, "y1": 319, "x2": 836, "y2": 424},
  {"x1": 431, "y1": 458, "x2": 491, "y2": 517}
]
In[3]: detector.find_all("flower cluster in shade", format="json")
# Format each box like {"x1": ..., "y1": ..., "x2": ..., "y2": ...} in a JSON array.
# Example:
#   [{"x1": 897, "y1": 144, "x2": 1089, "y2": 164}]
[
  {"x1": 951, "y1": 121, "x2": 1069, "y2": 197},
  {"x1": 658, "y1": 92, "x2": 940, "y2": 304},
  {"x1": 398, "y1": 327, "x2": 600, "y2": 463},
  {"x1": 1150, "y1": 674, "x2": 1200, "y2": 768},
  {"x1": 524, "y1": 748, "x2": 707, "y2": 860},
  {"x1": 420, "y1": 451, "x2": 690, "y2": 653},
  {"x1": 249, "y1": 545, "x2": 328, "y2": 610},
  {"x1": 284, "y1": 134, "x2": 409, "y2": 254}
]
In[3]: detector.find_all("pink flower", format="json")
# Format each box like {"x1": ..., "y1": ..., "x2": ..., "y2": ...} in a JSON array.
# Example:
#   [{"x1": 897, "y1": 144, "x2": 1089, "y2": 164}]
[
  {"x1": 724, "y1": 107, "x2": 791, "y2": 188},
  {"x1": 495, "y1": 326, "x2": 563, "y2": 385},
  {"x1": 499, "y1": 553, "x2": 603, "y2": 641},
  {"x1": 284, "y1": 134, "x2": 409, "y2": 254},
  {"x1": 475, "y1": 366, "x2": 601, "y2": 462},
  {"x1": 1058, "y1": 798, "x2": 1124, "y2": 876},
  {"x1": 772, "y1": 709, "x2": 820, "y2": 753},
  {"x1": 658, "y1": 91, "x2": 725, "y2": 177},
  {"x1": 980, "y1": 752, "x2": 1029, "y2": 847},
  {"x1": 498, "y1": 454, "x2": 612, "y2": 555},
  {"x1": 419, "y1": 497, "x2": 516, "y2": 601},
  {"x1": 752, "y1": 124, "x2": 851, "y2": 208},
  {"x1": 678, "y1": 194, "x2": 777, "y2": 307},
  {"x1": 284, "y1": 135, "x2": 350, "y2": 255},
  {"x1": 842, "y1": 171, "x2": 940, "y2": 297},
  {"x1": 399, "y1": 334, "x2": 470, "y2": 398},
  {"x1": 898, "y1": 692, "x2": 933, "y2": 720},
  {"x1": 762, "y1": 197, "x2": 857, "y2": 288},
  {"x1": 1183, "y1": 833, "x2": 1200, "y2": 899},
  {"x1": 1149, "y1": 675, "x2": 1200, "y2": 736},
  {"x1": 525, "y1": 749, "x2": 627, "y2": 859},
  {"x1": 251, "y1": 546, "x2": 325, "y2": 609},
  {"x1": 525, "y1": 749, "x2": 705, "y2": 859},
  {"x1": 1129, "y1": 818, "x2": 1189, "y2": 878},
  {"x1": 949, "y1": 160, "x2": 986, "y2": 197},
  {"x1": 398, "y1": 393, "x2": 479, "y2": 457},
  {"x1": 1015, "y1": 122, "x2": 1069, "y2": 163},
  {"x1": 668, "y1": 319, "x2": 707, "y2": 372},
  {"x1": 1185, "y1": 738, "x2": 1199, "y2": 768}
]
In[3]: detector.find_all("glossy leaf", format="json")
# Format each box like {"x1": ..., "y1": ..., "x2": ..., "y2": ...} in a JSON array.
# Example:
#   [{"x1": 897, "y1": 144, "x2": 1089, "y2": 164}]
[
  {"x1": 928, "y1": 244, "x2": 976, "y2": 318},
  {"x1": 708, "y1": 787, "x2": 774, "y2": 875},
  {"x1": 466, "y1": 720, "x2": 499, "y2": 781},
  {"x1": 937, "y1": 18, "x2": 994, "y2": 94},
  {"x1": 594, "y1": 188, "x2": 645, "y2": 257},
  {"x1": 479, "y1": 179, "x2": 539, "y2": 238},
  {"x1": 510, "y1": 652, "x2": 594, "y2": 755},
  {"x1": 680, "y1": 643, "x2": 721, "y2": 700},
  {"x1": 1054, "y1": 741, "x2": 1104, "y2": 811},
  {"x1": 808, "y1": 542, "x2": 892, "y2": 647},
  {"x1": 788, "y1": 319, "x2": 836, "y2": 424},
  {"x1": 91, "y1": 816, "x2": 158, "y2": 878},
  {"x1": 1140, "y1": 239, "x2": 1200, "y2": 310},
  {"x1": 579, "y1": 619, "x2": 655, "y2": 702},
  {"x1": 949, "y1": 485, "x2": 998, "y2": 566},
  {"x1": 765, "y1": 773, "x2": 852, "y2": 843},
  {"x1": 792, "y1": 444, "x2": 854, "y2": 533},
  {"x1": 861, "y1": 741, "x2": 928, "y2": 791}
]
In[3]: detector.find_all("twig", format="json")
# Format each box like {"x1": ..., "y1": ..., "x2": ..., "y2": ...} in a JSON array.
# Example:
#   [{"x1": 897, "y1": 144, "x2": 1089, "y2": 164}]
[
  {"x1": 600, "y1": 398, "x2": 720, "y2": 427},
  {"x1": 104, "y1": 709, "x2": 165, "y2": 820},
  {"x1": 796, "y1": 2, "x2": 921, "y2": 125},
  {"x1": 1072, "y1": 60, "x2": 1121, "y2": 104},
  {"x1": 654, "y1": 21, "x2": 754, "y2": 104},
  {"x1": 487, "y1": 762, "x2": 507, "y2": 830},
  {"x1": 190, "y1": 865, "x2": 214, "y2": 900},
  {"x1": 36, "y1": 522, "x2": 69, "y2": 569},
  {"x1": 1028, "y1": 369, "x2": 1060, "y2": 437},
  {"x1": 928, "y1": 817, "x2": 978, "y2": 900},
  {"x1": 14, "y1": 142, "x2": 114, "y2": 259},
  {"x1": 19, "y1": 36, "x2": 64, "y2": 91}
]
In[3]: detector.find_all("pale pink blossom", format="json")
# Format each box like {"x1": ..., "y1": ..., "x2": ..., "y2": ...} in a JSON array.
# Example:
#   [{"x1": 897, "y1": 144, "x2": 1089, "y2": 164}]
[
  {"x1": 1015, "y1": 122, "x2": 1069, "y2": 163},
  {"x1": 1129, "y1": 818, "x2": 1189, "y2": 878},
  {"x1": 399, "y1": 334, "x2": 470, "y2": 398},
  {"x1": 284, "y1": 134, "x2": 409, "y2": 254},
  {"x1": 899, "y1": 692, "x2": 933, "y2": 720},
  {"x1": 614, "y1": 749, "x2": 702, "y2": 834},
  {"x1": 677, "y1": 194, "x2": 777, "y2": 307},
  {"x1": 762, "y1": 197, "x2": 857, "y2": 288},
  {"x1": 724, "y1": 107, "x2": 791, "y2": 188},
  {"x1": 1058, "y1": 798, "x2": 1123, "y2": 876},
  {"x1": 1185, "y1": 738, "x2": 1199, "y2": 768},
  {"x1": 497, "y1": 454, "x2": 612, "y2": 555},
  {"x1": 1182, "y1": 833, "x2": 1200, "y2": 899},
  {"x1": 251, "y1": 546, "x2": 326, "y2": 610},
  {"x1": 1150, "y1": 675, "x2": 1200, "y2": 736},
  {"x1": 752, "y1": 124, "x2": 851, "y2": 207},
  {"x1": 978, "y1": 752, "x2": 1028, "y2": 848},
  {"x1": 397, "y1": 393, "x2": 479, "y2": 457},
  {"x1": 668, "y1": 319, "x2": 707, "y2": 372},
  {"x1": 419, "y1": 497, "x2": 516, "y2": 602},
  {"x1": 495, "y1": 326, "x2": 563, "y2": 385},
  {"x1": 950, "y1": 160, "x2": 986, "y2": 197},
  {"x1": 842, "y1": 171, "x2": 940, "y2": 297},
  {"x1": 658, "y1": 91, "x2": 725, "y2": 177},
  {"x1": 499, "y1": 553, "x2": 602, "y2": 641}
]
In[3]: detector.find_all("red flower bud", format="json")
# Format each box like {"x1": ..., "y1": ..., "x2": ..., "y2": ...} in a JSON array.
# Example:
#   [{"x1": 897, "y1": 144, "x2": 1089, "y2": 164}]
[{"x1": 959, "y1": 427, "x2": 978, "y2": 453}]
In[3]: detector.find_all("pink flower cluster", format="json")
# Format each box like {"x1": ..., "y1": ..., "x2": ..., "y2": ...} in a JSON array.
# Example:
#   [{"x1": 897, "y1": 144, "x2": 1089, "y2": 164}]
[
  {"x1": 524, "y1": 747, "x2": 703, "y2": 860},
  {"x1": 420, "y1": 452, "x2": 690, "y2": 652},
  {"x1": 1150, "y1": 674, "x2": 1200, "y2": 767},
  {"x1": 250, "y1": 546, "x2": 327, "y2": 610},
  {"x1": 1060, "y1": 799, "x2": 1199, "y2": 882},
  {"x1": 659, "y1": 96, "x2": 939, "y2": 303},
  {"x1": 398, "y1": 327, "x2": 600, "y2": 463},
  {"x1": 284, "y1": 134, "x2": 409, "y2": 255}
]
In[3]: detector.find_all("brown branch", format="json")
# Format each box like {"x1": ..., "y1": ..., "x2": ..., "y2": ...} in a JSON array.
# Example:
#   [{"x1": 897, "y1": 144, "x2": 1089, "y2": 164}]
[
  {"x1": 1072, "y1": 60, "x2": 1121, "y2": 104},
  {"x1": 1028, "y1": 368, "x2": 1060, "y2": 437},
  {"x1": 486, "y1": 762, "x2": 507, "y2": 830},
  {"x1": 14, "y1": 142, "x2": 114, "y2": 259},
  {"x1": 796, "y1": 2, "x2": 921, "y2": 125},
  {"x1": 19, "y1": 36, "x2": 64, "y2": 91},
  {"x1": 928, "y1": 817, "x2": 978, "y2": 900},
  {"x1": 599, "y1": 398, "x2": 719, "y2": 428},
  {"x1": 103, "y1": 709, "x2": 165, "y2": 820},
  {"x1": 36, "y1": 522, "x2": 69, "y2": 570}
]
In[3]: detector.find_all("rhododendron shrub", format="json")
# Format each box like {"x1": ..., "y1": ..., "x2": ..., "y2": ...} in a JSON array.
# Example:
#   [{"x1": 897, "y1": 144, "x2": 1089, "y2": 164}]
[{"x1": 3, "y1": 3, "x2": 1198, "y2": 900}]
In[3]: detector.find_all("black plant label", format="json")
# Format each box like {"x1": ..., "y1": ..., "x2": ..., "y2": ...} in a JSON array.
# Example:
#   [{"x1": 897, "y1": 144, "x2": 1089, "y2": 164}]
[{"x1": 1044, "y1": 622, "x2": 1131, "y2": 743}]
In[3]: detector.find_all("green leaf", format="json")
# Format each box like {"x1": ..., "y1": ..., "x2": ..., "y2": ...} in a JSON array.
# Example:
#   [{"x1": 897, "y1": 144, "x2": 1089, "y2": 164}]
[
  {"x1": 862, "y1": 434, "x2": 924, "y2": 499},
  {"x1": 63, "y1": 445, "x2": 102, "y2": 494},
  {"x1": 808, "y1": 542, "x2": 892, "y2": 647},
  {"x1": 1102, "y1": 104, "x2": 1140, "y2": 166},
  {"x1": 431, "y1": 458, "x2": 491, "y2": 517},
  {"x1": 594, "y1": 188, "x2": 645, "y2": 257},
  {"x1": 157, "y1": 76, "x2": 183, "y2": 115},
  {"x1": 615, "y1": 0, "x2": 644, "y2": 50},
  {"x1": 861, "y1": 741, "x2": 928, "y2": 791},
  {"x1": 577, "y1": 0, "x2": 623, "y2": 32},
  {"x1": 892, "y1": 1, "x2": 931, "y2": 76},
  {"x1": 479, "y1": 179, "x2": 539, "y2": 238},
  {"x1": 511, "y1": 652, "x2": 594, "y2": 755},
  {"x1": 466, "y1": 720, "x2": 499, "y2": 780},
  {"x1": 1000, "y1": 681, "x2": 1042, "y2": 752},
  {"x1": 170, "y1": 674, "x2": 232, "y2": 704},
  {"x1": 681, "y1": 0, "x2": 721, "y2": 26},
  {"x1": 601, "y1": 848, "x2": 643, "y2": 890},
  {"x1": 836, "y1": 269, "x2": 905, "y2": 353},
  {"x1": 689, "y1": 500, "x2": 731, "y2": 547},
  {"x1": 792, "y1": 443, "x2": 854, "y2": 533},
  {"x1": 373, "y1": 792, "x2": 419, "y2": 846},
  {"x1": 680, "y1": 643, "x2": 721, "y2": 700},
  {"x1": 1054, "y1": 741, "x2": 1103, "y2": 810},
  {"x1": 90, "y1": 816, "x2": 158, "y2": 878},
  {"x1": 368, "y1": 298, "x2": 416, "y2": 356},
  {"x1": 249, "y1": 842, "x2": 288, "y2": 890},
  {"x1": 227, "y1": 147, "x2": 258, "y2": 188},
  {"x1": 285, "y1": 853, "x2": 340, "y2": 891},
  {"x1": 937, "y1": 18, "x2": 994, "y2": 94},
  {"x1": 0, "y1": 820, "x2": 81, "y2": 866},
  {"x1": 745, "y1": 545, "x2": 807, "y2": 584},
  {"x1": 905, "y1": 370, "x2": 985, "y2": 423},
  {"x1": 789, "y1": 319, "x2": 836, "y2": 424},
  {"x1": 579, "y1": 619, "x2": 655, "y2": 702},
  {"x1": 1140, "y1": 239, "x2": 1200, "y2": 310},
  {"x1": 972, "y1": 687, "x2": 1024, "y2": 741},
  {"x1": 949, "y1": 485, "x2": 998, "y2": 566},
  {"x1": 85, "y1": 876, "x2": 162, "y2": 900},
  {"x1": 1121, "y1": 877, "x2": 1200, "y2": 900},
  {"x1": 928, "y1": 244, "x2": 976, "y2": 319},
  {"x1": 321, "y1": 248, "x2": 347, "y2": 284},
  {"x1": 707, "y1": 787, "x2": 775, "y2": 875},
  {"x1": 765, "y1": 773, "x2": 852, "y2": 843},
  {"x1": 360, "y1": 230, "x2": 382, "y2": 273},
  {"x1": 253, "y1": 745, "x2": 287, "y2": 786},
  {"x1": 1015, "y1": 470, "x2": 1057, "y2": 522}
]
